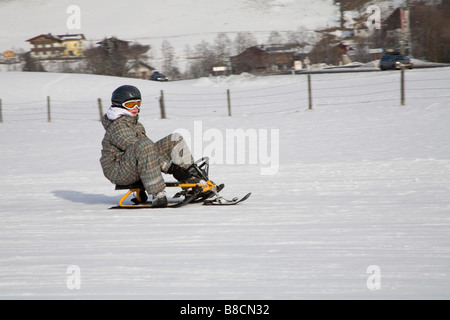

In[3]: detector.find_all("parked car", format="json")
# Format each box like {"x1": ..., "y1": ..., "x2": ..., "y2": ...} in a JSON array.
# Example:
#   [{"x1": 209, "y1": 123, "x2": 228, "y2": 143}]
[
  {"x1": 380, "y1": 54, "x2": 413, "y2": 70},
  {"x1": 150, "y1": 71, "x2": 168, "y2": 81}
]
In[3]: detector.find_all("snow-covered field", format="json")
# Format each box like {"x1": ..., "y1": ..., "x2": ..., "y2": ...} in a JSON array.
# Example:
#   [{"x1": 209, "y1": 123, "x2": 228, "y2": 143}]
[{"x1": 0, "y1": 68, "x2": 449, "y2": 299}]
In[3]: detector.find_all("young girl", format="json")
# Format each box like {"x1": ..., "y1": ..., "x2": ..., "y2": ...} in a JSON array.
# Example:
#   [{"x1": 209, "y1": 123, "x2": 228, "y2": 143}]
[{"x1": 100, "y1": 85, "x2": 194, "y2": 207}]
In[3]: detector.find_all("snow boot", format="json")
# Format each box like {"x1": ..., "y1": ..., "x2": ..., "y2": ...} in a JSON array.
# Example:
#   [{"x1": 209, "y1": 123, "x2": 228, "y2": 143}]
[{"x1": 151, "y1": 191, "x2": 168, "y2": 208}]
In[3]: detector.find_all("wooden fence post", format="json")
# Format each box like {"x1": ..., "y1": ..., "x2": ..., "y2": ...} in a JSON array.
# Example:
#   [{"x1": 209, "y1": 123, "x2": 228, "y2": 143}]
[
  {"x1": 47, "y1": 96, "x2": 51, "y2": 122},
  {"x1": 401, "y1": 66, "x2": 405, "y2": 106},
  {"x1": 98, "y1": 98, "x2": 103, "y2": 121},
  {"x1": 159, "y1": 90, "x2": 166, "y2": 119},
  {"x1": 227, "y1": 89, "x2": 232, "y2": 117},
  {"x1": 307, "y1": 74, "x2": 313, "y2": 110}
]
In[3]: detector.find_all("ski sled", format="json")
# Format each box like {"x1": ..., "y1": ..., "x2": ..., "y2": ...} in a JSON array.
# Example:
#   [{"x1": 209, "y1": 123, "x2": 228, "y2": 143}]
[{"x1": 109, "y1": 157, "x2": 251, "y2": 209}]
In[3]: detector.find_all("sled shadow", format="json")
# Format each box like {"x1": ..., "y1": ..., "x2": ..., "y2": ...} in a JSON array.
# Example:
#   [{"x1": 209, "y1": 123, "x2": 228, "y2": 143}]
[{"x1": 53, "y1": 190, "x2": 120, "y2": 205}]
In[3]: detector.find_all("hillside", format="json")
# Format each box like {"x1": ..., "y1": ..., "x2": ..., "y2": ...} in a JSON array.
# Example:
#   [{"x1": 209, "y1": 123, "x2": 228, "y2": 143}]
[{"x1": 0, "y1": 0, "x2": 338, "y2": 51}]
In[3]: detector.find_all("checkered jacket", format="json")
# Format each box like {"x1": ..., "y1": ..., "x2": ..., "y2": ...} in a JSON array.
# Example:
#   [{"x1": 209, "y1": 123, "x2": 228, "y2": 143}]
[
  {"x1": 100, "y1": 114, "x2": 147, "y2": 182},
  {"x1": 100, "y1": 113, "x2": 194, "y2": 195}
]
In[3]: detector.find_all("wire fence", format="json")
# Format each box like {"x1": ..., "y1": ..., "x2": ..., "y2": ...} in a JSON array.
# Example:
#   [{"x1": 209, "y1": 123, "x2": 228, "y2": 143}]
[{"x1": 1, "y1": 68, "x2": 449, "y2": 123}]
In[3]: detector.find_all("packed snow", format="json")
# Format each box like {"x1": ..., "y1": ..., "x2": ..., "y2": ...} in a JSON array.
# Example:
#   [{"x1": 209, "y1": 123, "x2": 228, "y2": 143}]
[{"x1": 0, "y1": 67, "x2": 449, "y2": 299}]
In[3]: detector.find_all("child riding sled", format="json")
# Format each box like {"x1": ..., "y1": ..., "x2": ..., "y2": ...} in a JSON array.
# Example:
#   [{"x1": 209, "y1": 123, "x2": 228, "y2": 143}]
[{"x1": 100, "y1": 85, "x2": 197, "y2": 208}]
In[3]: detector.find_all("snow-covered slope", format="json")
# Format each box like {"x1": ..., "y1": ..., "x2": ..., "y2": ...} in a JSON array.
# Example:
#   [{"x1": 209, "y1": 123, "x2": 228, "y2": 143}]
[
  {"x1": 0, "y1": 0, "x2": 338, "y2": 51},
  {"x1": 0, "y1": 68, "x2": 449, "y2": 299}
]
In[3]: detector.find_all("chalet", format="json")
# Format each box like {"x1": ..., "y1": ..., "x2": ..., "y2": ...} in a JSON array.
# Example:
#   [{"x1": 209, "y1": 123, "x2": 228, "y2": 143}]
[
  {"x1": 96, "y1": 37, "x2": 129, "y2": 52},
  {"x1": 231, "y1": 45, "x2": 298, "y2": 74},
  {"x1": 26, "y1": 34, "x2": 64, "y2": 59},
  {"x1": 58, "y1": 34, "x2": 86, "y2": 57},
  {"x1": 26, "y1": 33, "x2": 85, "y2": 59}
]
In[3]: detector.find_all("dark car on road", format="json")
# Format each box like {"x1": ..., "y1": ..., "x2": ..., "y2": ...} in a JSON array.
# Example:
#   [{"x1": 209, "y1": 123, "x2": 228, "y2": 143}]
[
  {"x1": 380, "y1": 54, "x2": 413, "y2": 70},
  {"x1": 150, "y1": 71, "x2": 168, "y2": 81}
]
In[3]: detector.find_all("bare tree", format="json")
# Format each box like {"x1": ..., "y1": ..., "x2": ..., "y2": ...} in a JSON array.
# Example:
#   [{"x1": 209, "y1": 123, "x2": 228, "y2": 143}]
[
  {"x1": 186, "y1": 40, "x2": 217, "y2": 78},
  {"x1": 84, "y1": 42, "x2": 110, "y2": 75},
  {"x1": 287, "y1": 27, "x2": 316, "y2": 52},
  {"x1": 84, "y1": 37, "x2": 150, "y2": 77},
  {"x1": 128, "y1": 42, "x2": 151, "y2": 75},
  {"x1": 266, "y1": 31, "x2": 286, "y2": 46},
  {"x1": 410, "y1": 2, "x2": 450, "y2": 62},
  {"x1": 309, "y1": 33, "x2": 340, "y2": 65},
  {"x1": 234, "y1": 32, "x2": 258, "y2": 55},
  {"x1": 161, "y1": 40, "x2": 176, "y2": 75},
  {"x1": 22, "y1": 52, "x2": 45, "y2": 72},
  {"x1": 186, "y1": 34, "x2": 236, "y2": 78},
  {"x1": 214, "y1": 33, "x2": 232, "y2": 63}
]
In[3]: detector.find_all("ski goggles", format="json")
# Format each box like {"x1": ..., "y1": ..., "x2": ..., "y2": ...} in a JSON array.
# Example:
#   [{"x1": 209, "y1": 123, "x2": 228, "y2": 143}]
[{"x1": 122, "y1": 99, "x2": 142, "y2": 110}]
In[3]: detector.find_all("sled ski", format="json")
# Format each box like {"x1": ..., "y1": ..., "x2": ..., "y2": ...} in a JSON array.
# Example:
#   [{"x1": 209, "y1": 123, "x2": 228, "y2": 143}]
[
  {"x1": 108, "y1": 157, "x2": 250, "y2": 209},
  {"x1": 203, "y1": 192, "x2": 251, "y2": 206}
]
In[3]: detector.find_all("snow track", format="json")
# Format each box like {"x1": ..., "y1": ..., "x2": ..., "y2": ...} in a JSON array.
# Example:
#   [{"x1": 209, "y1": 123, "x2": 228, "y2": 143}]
[{"x1": 0, "y1": 69, "x2": 449, "y2": 299}]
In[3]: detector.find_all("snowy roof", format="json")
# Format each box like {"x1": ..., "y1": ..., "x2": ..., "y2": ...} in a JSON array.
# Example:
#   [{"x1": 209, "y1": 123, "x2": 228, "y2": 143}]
[
  {"x1": 26, "y1": 33, "x2": 85, "y2": 43},
  {"x1": 57, "y1": 34, "x2": 86, "y2": 41},
  {"x1": 26, "y1": 33, "x2": 62, "y2": 43}
]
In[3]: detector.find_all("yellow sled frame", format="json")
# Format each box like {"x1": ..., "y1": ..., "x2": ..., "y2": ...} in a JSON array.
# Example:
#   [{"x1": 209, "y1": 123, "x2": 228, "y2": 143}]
[{"x1": 116, "y1": 180, "x2": 217, "y2": 208}]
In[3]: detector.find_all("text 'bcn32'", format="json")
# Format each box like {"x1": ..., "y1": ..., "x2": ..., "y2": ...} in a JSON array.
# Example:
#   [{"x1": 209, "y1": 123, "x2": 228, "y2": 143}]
[{"x1": 225, "y1": 305, "x2": 270, "y2": 315}]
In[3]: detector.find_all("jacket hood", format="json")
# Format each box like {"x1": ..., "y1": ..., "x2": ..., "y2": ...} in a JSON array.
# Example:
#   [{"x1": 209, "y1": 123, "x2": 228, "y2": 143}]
[{"x1": 101, "y1": 110, "x2": 138, "y2": 130}]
